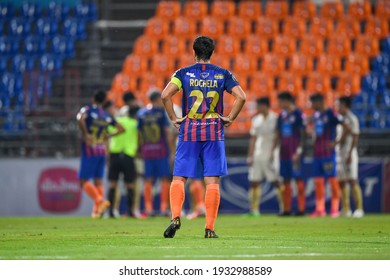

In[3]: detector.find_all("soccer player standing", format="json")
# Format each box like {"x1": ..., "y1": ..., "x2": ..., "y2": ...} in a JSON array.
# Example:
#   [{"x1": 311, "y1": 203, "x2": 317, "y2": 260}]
[
  {"x1": 161, "y1": 36, "x2": 246, "y2": 238},
  {"x1": 77, "y1": 91, "x2": 124, "y2": 218},
  {"x1": 337, "y1": 96, "x2": 364, "y2": 218},
  {"x1": 309, "y1": 93, "x2": 349, "y2": 218},
  {"x1": 272, "y1": 92, "x2": 306, "y2": 216}
]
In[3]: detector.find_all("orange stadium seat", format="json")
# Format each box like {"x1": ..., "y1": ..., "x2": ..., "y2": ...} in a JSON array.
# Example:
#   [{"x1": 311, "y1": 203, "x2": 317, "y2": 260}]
[
  {"x1": 335, "y1": 16, "x2": 361, "y2": 38},
  {"x1": 211, "y1": 54, "x2": 231, "y2": 69},
  {"x1": 150, "y1": 54, "x2": 175, "y2": 76},
  {"x1": 144, "y1": 17, "x2": 169, "y2": 39},
  {"x1": 277, "y1": 72, "x2": 303, "y2": 95},
  {"x1": 122, "y1": 54, "x2": 148, "y2": 77},
  {"x1": 227, "y1": 16, "x2": 252, "y2": 39},
  {"x1": 254, "y1": 17, "x2": 279, "y2": 38},
  {"x1": 261, "y1": 53, "x2": 285, "y2": 76},
  {"x1": 265, "y1": 0, "x2": 288, "y2": 20},
  {"x1": 365, "y1": 16, "x2": 389, "y2": 39},
  {"x1": 289, "y1": 52, "x2": 314, "y2": 75},
  {"x1": 162, "y1": 36, "x2": 186, "y2": 57},
  {"x1": 138, "y1": 74, "x2": 167, "y2": 98},
  {"x1": 172, "y1": 16, "x2": 197, "y2": 39},
  {"x1": 320, "y1": 2, "x2": 344, "y2": 19},
  {"x1": 345, "y1": 53, "x2": 370, "y2": 75},
  {"x1": 200, "y1": 16, "x2": 224, "y2": 37},
  {"x1": 355, "y1": 34, "x2": 380, "y2": 57},
  {"x1": 211, "y1": 0, "x2": 236, "y2": 19},
  {"x1": 133, "y1": 35, "x2": 158, "y2": 56},
  {"x1": 292, "y1": 1, "x2": 316, "y2": 20},
  {"x1": 244, "y1": 34, "x2": 269, "y2": 57},
  {"x1": 375, "y1": 0, "x2": 390, "y2": 19},
  {"x1": 215, "y1": 35, "x2": 240, "y2": 55},
  {"x1": 238, "y1": 0, "x2": 262, "y2": 20},
  {"x1": 295, "y1": 91, "x2": 309, "y2": 109},
  {"x1": 310, "y1": 17, "x2": 334, "y2": 37},
  {"x1": 348, "y1": 0, "x2": 371, "y2": 20},
  {"x1": 336, "y1": 72, "x2": 361, "y2": 96},
  {"x1": 317, "y1": 54, "x2": 341, "y2": 76},
  {"x1": 233, "y1": 54, "x2": 256, "y2": 75},
  {"x1": 327, "y1": 36, "x2": 352, "y2": 57},
  {"x1": 156, "y1": 1, "x2": 181, "y2": 20},
  {"x1": 110, "y1": 73, "x2": 136, "y2": 107},
  {"x1": 272, "y1": 35, "x2": 296, "y2": 57},
  {"x1": 177, "y1": 54, "x2": 195, "y2": 69},
  {"x1": 234, "y1": 73, "x2": 249, "y2": 91},
  {"x1": 249, "y1": 72, "x2": 275, "y2": 95},
  {"x1": 306, "y1": 72, "x2": 331, "y2": 93},
  {"x1": 183, "y1": 0, "x2": 208, "y2": 20},
  {"x1": 282, "y1": 17, "x2": 307, "y2": 38},
  {"x1": 300, "y1": 34, "x2": 324, "y2": 57}
]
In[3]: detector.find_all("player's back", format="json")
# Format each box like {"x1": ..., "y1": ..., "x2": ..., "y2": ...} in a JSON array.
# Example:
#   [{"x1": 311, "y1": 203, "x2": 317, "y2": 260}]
[
  {"x1": 278, "y1": 108, "x2": 304, "y2": 160},
  {"x1": 172, "y1": 63, "x2": 239, "y2": 142}
]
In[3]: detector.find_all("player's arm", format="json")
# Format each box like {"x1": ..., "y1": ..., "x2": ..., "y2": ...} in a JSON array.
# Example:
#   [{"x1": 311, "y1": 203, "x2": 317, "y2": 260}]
[
  {"x1": 106, "y1": 122, "x2": 125, "y2": 138},
  {"x1": 220, "y1": 85, "x2": 246, "y2": 127},
  {"x1": 77, "y1": 109, "x2": 93, "y2": 146},
  {"x1": 162, "y1": 82, "x2": 187, "y2": 130}
]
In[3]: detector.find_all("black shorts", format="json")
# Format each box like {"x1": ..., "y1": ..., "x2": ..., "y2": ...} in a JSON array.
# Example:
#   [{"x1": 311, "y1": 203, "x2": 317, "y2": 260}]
[{"x1": 108, "y1": 153, "x2": 136, "y2": 183}]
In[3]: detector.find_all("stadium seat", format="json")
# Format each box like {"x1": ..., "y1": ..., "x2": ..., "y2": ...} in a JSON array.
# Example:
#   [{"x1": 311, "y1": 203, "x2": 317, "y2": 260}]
[
  {"x1": 48, "y1": 1, "x2": 69, "y2": 20},
  {"x1": 375, "y1": 0, "x2": 390, "y2": 19},
  {"x1": 9, "y1": 18, "x2": 31, "y2": 37},
  {"x1": 76, "y1": 1, "x2": 97, "y2": 21},
  {"x1": 0, "y1": 36, "x2": 19, "y2": 57},
  {"x1": 277, "y1": 72, "x2": 303, "y2": 95},
  {"x1": 133, "y1": 35, "x2": 158, "y2": 56},
  {"x1": 22, "y1": 2, "x2": 42, "y2": 19},
  {"x1": 248, "y1": 72, "x2": 274, "y2": 95},
  {"x1": 162, "y1": 36, "x2": 186, "y2": 57},
  {"x1": 36, "y1": 18, "x2": 58, "y2": 38},
  {"x1": 355, "y1": 34, "x2": 380, "y2": 57},
  {"x1": 110, "y1": 72, "x2": 135, "y2": 97},
  {"x1": 150, "y1": 54, "x2": 175, "y2": 76},
  {"x1": 122, "y1": 54, "x2": 148, "y2": 76},
  {"x1": 306, "y1": 72, "x2": 331, "y2": 93},
  {"x1": 183, "y1": 0, "x2": 208, "y2": 20},
  {"x1": 233, "y1": 54, "x2": 256, "y2": 75},
  {"x1": 336, "y1": 72, "x2": 361, "y2": 96},
  {"x1": 244, "y1": 34, "x2": 269, "y2": 57},
  {"x1": 289, "y1": 53, "x2": 314, "y2": 75},
  {"x1": 361, "y1": 73, "x2": 386, "y2": 93},
  {"x1": 200, "y1": 16, "x2": 224, "y2": 37},
  {"x1": 12, "y1": 54, "x2": 35, "y2": 73},
  {"x1": 145, "y1": 17, "x2": 169, "y2": 39},
  {"x1": 292, "y1": 1, "x2": 316, "y2": 20},
  {"x1": 238, "y1": 0, "x2": 262, "y2": 20},
  {"x1": 310, "y1": 17, "x2": 334, "y2": 37},
  {"x1": 177, "y1": 54, "x2": 196, "y2": 69},
  {"x1": 227, "y1": 16, "x2": 252, "y2": 39},
  {"x1": 172, "y1": 16, "x2": 197, "y2": 39},
  {"x1": 327, "y1": 36, "x2": 352, "y2": 57},
  {"x1": 63, "y1": 18, "x2": 87, "y2": 40},
  {"x1": 52, "y1": 35, "x2": 74, "y2": 58},
  {"x1": 0, "y1": 3, "x2": 14, "y2": 19},
  {"x1": 1, "y1": 72, "x2": 23, "y2": 98},
  {"x1": 335, "y1": 16, "x2": 361, "y2": 38},
  {"x1": 300, "y1": 34, "x2": 324, "y2": 57},
  {"x1": 320, "y1": 2, "x2": 344, "y2": 19},
  {"x1": 282, "y1": 17, "x2": 306, "y2": 38},
  {"x1": 138, "y1": 73, "x2": 166, "y2": 99},
  {"x1": 212, "y1": 54, "x2": 231, "y2": 69},
  {"x1": 0, "y1": 57, "x2": 7, "y2": 73},
  {"x1": 24, "y1": 36, "x2": 46, "y2": 56},
  {"x1": 215, "y1": 35, "x2": 240, "y2": 56},
  {"x1": 348, "y1": 0, "x2": 372, "y2": 20},
  {"x1": 254, "y1": 17, "x2": 279, "y2": 38},
  {"x1": 0, "y1": 19, "x2": 4, "y2": 35},
  {"x1": 272, "y1": 35, "x2": 296, "y2": 57},
  {"x1": 39, "y1": 54, "x2": 63, "y2": 74},
  {"x1": 265, "y1": 1, "x2": 288, "y2": 20},
  {"x1": 365, "y1": 16, "x2": 389, "y2": 39},
  {"x1": 317, "y1": 54, "x2": 341, "y2": 76},
  {"x1": 372, "y1": 53, "x2": 390, "y2": 74},
  {"x1": 261, "y1": 53, "x2": 285, "y2": 75},
  {"x1": 211, "y1": 0, "x2": 236, "y2": 19},
  {"x1": 156, "y1": 1, "x2": 181, "y2": 20},
  {"x1": 345, "y1": 53, "x2": 370, "y2": 75}
]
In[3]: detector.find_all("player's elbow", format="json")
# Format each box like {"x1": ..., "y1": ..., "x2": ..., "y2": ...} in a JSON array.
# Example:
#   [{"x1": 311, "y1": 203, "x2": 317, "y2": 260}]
[{"x1": 161, "y1": 90, "x2": 170, "y2": 104}]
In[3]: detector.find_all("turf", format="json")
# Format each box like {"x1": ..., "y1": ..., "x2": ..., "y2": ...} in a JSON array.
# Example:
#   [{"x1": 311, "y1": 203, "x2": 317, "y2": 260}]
[{"x1": 0, "y1": 215, "x2": 389, "y2": 260}]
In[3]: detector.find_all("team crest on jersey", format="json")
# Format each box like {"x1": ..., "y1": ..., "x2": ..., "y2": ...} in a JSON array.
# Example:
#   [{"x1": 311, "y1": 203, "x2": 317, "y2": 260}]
[
  {"x1": 200, "y1": 72, "x2": 210, "y2": 79},
  {"x1": 186, "y1": 72, "x2": 195, "y2": 78},
  {"x1": 214, "y1": 74, "x2": 224, "y2": 79}
]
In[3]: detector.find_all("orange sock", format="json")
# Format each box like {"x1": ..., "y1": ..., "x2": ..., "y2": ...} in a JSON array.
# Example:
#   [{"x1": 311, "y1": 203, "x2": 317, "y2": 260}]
[
  {"x1": 160, "y1": 180, "x2": 170, "y2": 212},
  {"x1": 329, "y1": 177, "x2": 340, "y2": 213},
  {"x1": 314, "y1": 177, "x2": 325, "y2": 212},
  {"x1": 170, "y1": 180, "x2": 185, "y2": 219},
  {"x1": 190, "y1": 180, "x2": 205, "y2": 210},
  {"x1": 144, "y1": 180, "x2": 153, "y2": 212},
  {"x1": 283, "y1": 182, "x2": 292, "y2": 213},
  {"x1": 296, "y1": 180, "x2": 306, "y2": 212},
  {"x1": 95, "y1": 185, "x2": 105, "y2": 213},
  {"x1": 205, "y1": 184, "x2": 220, "y2": 231},
  {"x1": 82, "y1": 181, "x2": 102, "y2": 204}
]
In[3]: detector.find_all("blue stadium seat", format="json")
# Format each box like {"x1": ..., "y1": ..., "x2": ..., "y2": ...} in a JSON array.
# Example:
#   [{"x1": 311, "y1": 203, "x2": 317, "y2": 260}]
[
  {"x1": 76, "y1": 1, "x2": 97, "y2": 22},
  {"x1": 12, "y1": 54, "x2": 35, "y2": 73},
  {"x1": 24, "y1": 35, "x2": 46, "y2": 56},
  {"x1": 352, "y1": 93, "x2": 364, "y2": 109},
  {"x1": 361, "y1": 73, "x2": 387, "y2": 93},
  {"x1": 1, "y1": 72, "x2": 23, "y2": 99},
  {"x1": 0, "y1": 57, "x2": 8, "y2": 73},
  {"x1": 0, "y1": 36, "x2": 20, "y2": 57},
  {"x1": 352, "y1": 108, "x2": 366, "y2": 128},
  {"x1": 0, "y1": 3, "x2": 14, "y2": 19},
  {"x1": 380, "y1": 90, "x2": 390, "y2": 109},
  {"x1": 36, "y1": 17, "x2": 58, "y2": 38},
  {"x1": 380, "y1": 37, "x2": 390, "y2": 53},
  {"x1": 2, "y1": 110, "x2": 25, "y2": 133},
  {"x1": 52, "y1": 35, "x2": 74, "y2": 58},
  {"x1": 0, "y1": 19, "x2": 4, "y2": 35},
  {"x1": 48, "y1": 1, "x2": 70, "y2": 20},
  {"x1": 372, "y1": 53, "x2": 390, "y2": 74},
  {"x1": 63, "y1": 18, "x2": 87, "y2": 40},
  {"x1": 9, "y1": 18, "x2": 32, "y2": 37},
  {"x1": 22, "y1": 2, "x2": 42, "y2": 19},
  {"x1": 40, "y1": 54, "x2": 63, "y2": 75}
]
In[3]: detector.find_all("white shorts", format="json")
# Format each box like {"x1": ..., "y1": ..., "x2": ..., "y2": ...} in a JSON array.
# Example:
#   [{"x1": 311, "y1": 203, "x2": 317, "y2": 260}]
[
  {"x1": 135, "y1": 158, "x2": 144, "y2": 175},
  {"x1": 248, "y1": 159, "x2": 278, "y2": 182},
  {"x1": 337, "y1": 153, "x2": 358, "y2": 181}
]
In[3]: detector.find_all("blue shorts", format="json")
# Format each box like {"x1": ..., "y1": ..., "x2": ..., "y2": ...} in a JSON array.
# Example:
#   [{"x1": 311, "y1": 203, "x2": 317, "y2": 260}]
[
  {"x1": 144, "y1": 158, "x2": 171, "y2": 178},
  {"x1": 79, "y1": 155, "x2": 106, "y2": 180},
  {"x1": 174, "y1": 141, "x2": 227, "y2": 177},
  {"x1": 312, "y1": 156, "x2": 337, "y2": 178},
  {"x1": 280, "y1": 159, "x2": 303, "y2": 179}
]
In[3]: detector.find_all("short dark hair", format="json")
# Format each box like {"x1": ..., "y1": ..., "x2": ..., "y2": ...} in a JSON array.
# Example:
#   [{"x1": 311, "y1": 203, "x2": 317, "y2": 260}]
[
  {"x1": 128, "y1": 105, "x2": 140, "y2": 118},
  {"x1": 310, "y1": 93, "x2": 324, "y2": 102},
  {"x1": 193, "y1": 36, "x2": 215, "y2": 61},
  {"x1": 102, "y1": 100, "x2": 113, "y2": 110},
  {"x1": 148, "y1": 89, "x2": 161, "y2": 102},
  {"x1": 339, "y1": 96, "x2": 352, "y2": 108},
  {"x1": 256, "y1": 97, "x2": 270, "y2": 107},
  {"x1": 94, "y1": 90, "x2": 107, "y2": 104},
  {"x1": 122, "y1": 92, "x2": 135, "y2": 103},
  {"x1": 278, "y1": 91, "x2": 294, "y2": 103}
]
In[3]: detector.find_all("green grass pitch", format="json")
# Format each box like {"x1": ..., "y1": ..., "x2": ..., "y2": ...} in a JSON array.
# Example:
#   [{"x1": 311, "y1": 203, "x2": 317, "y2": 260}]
[{"x1": 0, "y1": 215, "x2": 389, "y2": 260}]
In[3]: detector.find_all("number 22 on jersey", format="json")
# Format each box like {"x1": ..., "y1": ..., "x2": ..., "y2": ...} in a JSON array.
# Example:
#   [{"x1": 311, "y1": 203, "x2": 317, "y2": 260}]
[{"x1": 188, "y1": 90, "x2": 219, "y2": 119}]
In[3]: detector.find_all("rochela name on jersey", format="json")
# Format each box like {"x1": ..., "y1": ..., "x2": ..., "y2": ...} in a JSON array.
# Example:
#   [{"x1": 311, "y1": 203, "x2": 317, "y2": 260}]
[{"x1": 189, "y1": 78, "x2": 218, "y2": 88}]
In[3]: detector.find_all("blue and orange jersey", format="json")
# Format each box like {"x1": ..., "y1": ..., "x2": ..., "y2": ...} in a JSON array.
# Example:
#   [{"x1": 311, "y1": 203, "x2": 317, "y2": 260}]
[
  {"x1": 171, "y1": 63, "x2": 239, "y2": 142},
  {"x1": 79, "y1": 104, "x2": 116, "y2": 157},
  {"x1": 137, "y1": 105, "x2": 170, "y2": 159},
  {"x1": 277, "y1": 108, "x2": 305, "y2": 160},
  {"x1": 313, "y1": 108, "x2": 343, "y2": 158}
]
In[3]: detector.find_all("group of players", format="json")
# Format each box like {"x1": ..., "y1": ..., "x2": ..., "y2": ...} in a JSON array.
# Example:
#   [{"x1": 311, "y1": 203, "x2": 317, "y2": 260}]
[{"x1": 247, "y1": 92, "x2": 364, "y2": 218}]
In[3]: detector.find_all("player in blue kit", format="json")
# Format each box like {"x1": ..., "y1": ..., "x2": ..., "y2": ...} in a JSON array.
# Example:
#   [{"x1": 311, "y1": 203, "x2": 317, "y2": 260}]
[
  {"x1": 77, "y1": 91, "x2": 124, "y2": 218},
  {"x1": 161, "y1": 36, "x2": 246, "y2": 238}
]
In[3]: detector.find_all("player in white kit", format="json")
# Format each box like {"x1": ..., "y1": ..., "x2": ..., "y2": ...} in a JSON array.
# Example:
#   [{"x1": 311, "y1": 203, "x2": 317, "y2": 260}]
[{"x1": 337, "y1": 96, "x2": 364, "y2": 218}]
